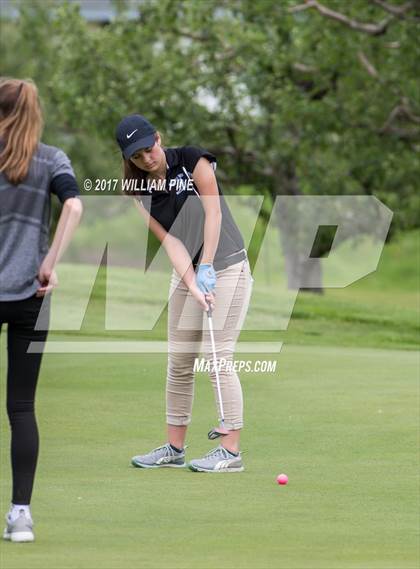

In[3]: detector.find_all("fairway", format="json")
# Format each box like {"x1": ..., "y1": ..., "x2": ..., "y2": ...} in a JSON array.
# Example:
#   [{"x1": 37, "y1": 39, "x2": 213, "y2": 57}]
[{"x1": 1, "y1": 340, "x2": 418, "y2": 568}]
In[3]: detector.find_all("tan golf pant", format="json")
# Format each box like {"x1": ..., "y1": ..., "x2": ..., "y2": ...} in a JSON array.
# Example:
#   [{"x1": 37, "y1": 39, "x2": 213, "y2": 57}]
[{"x1": 166, "y1": 258, "x2": 253, "y2": 430}]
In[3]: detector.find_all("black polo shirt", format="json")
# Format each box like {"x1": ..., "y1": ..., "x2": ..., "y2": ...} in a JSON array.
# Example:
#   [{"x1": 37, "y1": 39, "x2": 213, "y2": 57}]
[{"x1": 139, "y1": 146, "x2": 244, "y2": 268}]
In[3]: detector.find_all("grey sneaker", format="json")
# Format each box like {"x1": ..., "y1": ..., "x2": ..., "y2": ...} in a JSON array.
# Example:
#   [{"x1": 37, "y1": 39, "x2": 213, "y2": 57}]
[
  {"x1": 3, "y1": 509, "x2": 34, "y2": 543},
  {"x1": 188, "y1": 445, "x2": 244, "y2": 473},
  {"x1": 131, "y1": 443, "x2": 186, "y2": 469}
]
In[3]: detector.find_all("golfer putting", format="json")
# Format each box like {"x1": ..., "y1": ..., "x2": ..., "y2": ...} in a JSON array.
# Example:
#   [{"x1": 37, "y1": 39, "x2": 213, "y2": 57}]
[{"x1": 116, "y1": 114, "x2": 253, "y2": 472}]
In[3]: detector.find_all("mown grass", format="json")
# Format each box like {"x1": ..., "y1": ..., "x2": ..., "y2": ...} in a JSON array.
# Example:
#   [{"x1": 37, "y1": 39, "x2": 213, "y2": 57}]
[{"x1": 0, "y1": 230, "x2": 418, "y2": 568}]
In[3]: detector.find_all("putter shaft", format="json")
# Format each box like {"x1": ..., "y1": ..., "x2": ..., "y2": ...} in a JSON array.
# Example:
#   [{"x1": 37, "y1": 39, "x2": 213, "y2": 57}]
[{"x1": 206, "y1": 306, "x2": 225, "y2": 424}]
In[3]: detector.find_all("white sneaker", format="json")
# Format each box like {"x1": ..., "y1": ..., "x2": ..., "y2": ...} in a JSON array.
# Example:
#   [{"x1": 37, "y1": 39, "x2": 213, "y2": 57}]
[{"x1": 3, "y1": 509, "x2": 34, "y2": 543}]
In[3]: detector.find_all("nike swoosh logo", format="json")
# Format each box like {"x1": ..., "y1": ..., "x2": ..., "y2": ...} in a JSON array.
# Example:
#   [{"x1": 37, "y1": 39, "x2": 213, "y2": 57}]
[{"x1": 126, "y1": 129, "x2": 138, "y2": 139}]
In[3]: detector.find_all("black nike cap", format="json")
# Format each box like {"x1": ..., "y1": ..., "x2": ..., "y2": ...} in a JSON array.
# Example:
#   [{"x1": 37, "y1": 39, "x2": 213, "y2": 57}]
[{"x1": 115, "y1": 114, "x2": 157, "y2": 159}]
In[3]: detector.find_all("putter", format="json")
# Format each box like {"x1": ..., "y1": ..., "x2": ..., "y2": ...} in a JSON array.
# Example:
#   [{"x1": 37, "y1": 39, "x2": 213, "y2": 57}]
[{"x1": 206, "y1": 302, "x2": 229, "y2": 440}]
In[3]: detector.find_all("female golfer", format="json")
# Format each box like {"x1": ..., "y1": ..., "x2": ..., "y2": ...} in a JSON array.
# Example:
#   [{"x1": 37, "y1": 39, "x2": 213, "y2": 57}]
[
  {"x1": 116, "y1": 114, "x2": 253, "y2": 473},
  {"x1": 0, "y1": 78, "x2": 83, "y2": 542}
]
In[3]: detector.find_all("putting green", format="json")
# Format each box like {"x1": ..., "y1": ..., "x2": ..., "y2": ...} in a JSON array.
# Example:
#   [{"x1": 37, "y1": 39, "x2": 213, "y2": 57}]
[{"x1": 1, "y1": 341, "x2": 418, "y2": 568}]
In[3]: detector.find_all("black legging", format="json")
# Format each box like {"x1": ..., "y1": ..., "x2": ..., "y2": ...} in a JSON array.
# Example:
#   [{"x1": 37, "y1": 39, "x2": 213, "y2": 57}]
[{"x1": 0, "y1": 294, "x2": 50, "y2": 505}]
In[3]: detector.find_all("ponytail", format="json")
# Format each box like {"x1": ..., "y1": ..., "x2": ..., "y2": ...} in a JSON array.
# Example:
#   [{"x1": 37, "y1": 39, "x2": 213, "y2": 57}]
[{"x1": 0, "y1": 78, "x2": 43, "y2": 184}]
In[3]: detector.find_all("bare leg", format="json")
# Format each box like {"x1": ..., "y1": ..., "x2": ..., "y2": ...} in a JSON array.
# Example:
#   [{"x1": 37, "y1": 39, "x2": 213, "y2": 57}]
[
  {"x1": 221, "y1": 430, "x2": 241, "y2": 454},
  {"x1": 167, "y1": 425, "x2": 187, "y2": 449}
]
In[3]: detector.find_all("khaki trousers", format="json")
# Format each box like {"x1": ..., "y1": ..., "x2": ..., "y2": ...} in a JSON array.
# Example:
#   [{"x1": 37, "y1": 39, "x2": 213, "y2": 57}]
[{"x1": 166, "y1": 257, "x2": 253, "y2": 430}]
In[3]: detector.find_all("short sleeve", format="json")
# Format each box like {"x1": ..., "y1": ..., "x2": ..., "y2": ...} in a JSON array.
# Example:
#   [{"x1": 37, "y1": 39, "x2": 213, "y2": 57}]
[
  {"x1": 50, "y1": 174, "x2": 79, "y2": 203},
  {"x1": 182, "y1": 146, "x2": 217, "y2": 174},
  {"x1": 51, "y1": 149, "x2": 76, "y2": 179}
]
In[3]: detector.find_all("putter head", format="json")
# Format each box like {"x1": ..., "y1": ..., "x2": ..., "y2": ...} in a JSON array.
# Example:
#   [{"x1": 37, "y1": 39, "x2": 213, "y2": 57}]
[{"x1": 207, "y1": 426, "x2": 230, "y2": 440}]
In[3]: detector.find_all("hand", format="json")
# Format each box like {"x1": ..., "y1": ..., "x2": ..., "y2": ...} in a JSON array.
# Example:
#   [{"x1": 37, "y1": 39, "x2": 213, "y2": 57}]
[
  {"x1": 196, "y1": 263, "x2": 217, "y2": 293},
  {"x1": 36, "y1": 259, "x2": 58, "y2": 297},
  {"x1": 189, "y1": 284, "x2": 215, "y2": 312}
]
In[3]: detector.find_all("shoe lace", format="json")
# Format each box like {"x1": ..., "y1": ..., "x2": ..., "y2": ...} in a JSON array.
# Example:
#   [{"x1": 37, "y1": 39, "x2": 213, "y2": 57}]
[
  {"x1": 205, "y1": 446, "x2": 229, "y2": 459},
  {"x1": 150, "y1": 443, "x2": 186, "y2": 457},
  {"x1": 150, "y1": 443, "x2": 172, "y2": 457}
]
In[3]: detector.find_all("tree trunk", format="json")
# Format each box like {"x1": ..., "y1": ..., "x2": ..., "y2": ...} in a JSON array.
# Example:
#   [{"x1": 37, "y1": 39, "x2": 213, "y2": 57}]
[{"x1": 273, "y1": 163, "x2": 324, "y2": 294}]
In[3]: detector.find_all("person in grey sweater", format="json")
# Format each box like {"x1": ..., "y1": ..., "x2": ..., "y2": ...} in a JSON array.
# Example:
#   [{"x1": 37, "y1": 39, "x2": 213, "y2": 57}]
[{"x1": 0, "y1": 78, "x2": 83, "y2": 542}]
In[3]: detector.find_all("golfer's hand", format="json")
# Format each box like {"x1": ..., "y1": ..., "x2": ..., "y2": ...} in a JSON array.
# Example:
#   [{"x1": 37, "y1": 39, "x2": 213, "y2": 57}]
[
  {"x1": 204, "y1": 292, "x2": 215, "y2": 312},
  {"x1": 36, "y1": 261, "x2": 58, "y2": 297},
  {"x1": 196, "y1": 263, "x2": 217, "y2": 293},
  {"x1": 189, "y1": 284, "x2": 215, "y2": 312}
]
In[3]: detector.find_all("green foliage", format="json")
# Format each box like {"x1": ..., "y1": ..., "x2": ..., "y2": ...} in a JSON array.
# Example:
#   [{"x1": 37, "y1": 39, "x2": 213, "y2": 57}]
[{"x1": 1, "y1": 0, "x2": 419, "y2": 234}]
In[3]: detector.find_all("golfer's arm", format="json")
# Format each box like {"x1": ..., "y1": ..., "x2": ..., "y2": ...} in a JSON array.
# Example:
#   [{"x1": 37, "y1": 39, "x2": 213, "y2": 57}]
[
  {"x1": 164, "y1": 237, "x2": 197, "y2": 289},
  {"x1": 43, "y1": 197, "x2": 83, "y2": 269},
  {"x1": 134, "y1": 198, "x2": 197, "y2": 289},
  {"x1": 192, "y1": 158, "x2": 222, "y2": 265}
]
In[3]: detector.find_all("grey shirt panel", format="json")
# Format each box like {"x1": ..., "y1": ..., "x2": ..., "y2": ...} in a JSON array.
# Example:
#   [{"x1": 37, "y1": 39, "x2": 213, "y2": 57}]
[{"x1": 0, "y1": 143, "x2": 76, "y2": 301}]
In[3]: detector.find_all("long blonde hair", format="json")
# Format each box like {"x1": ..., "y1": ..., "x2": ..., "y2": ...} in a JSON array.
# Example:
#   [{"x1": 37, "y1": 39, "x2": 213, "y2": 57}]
[{"x1": 0, "y1": 78, "x2": 43, "y2": 185}]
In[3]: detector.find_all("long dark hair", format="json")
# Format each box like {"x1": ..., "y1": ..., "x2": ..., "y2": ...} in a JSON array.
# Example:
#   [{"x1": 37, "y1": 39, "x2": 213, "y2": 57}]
[{"x1": 122, "y1": 158, "x2": 148, "y2": 194}]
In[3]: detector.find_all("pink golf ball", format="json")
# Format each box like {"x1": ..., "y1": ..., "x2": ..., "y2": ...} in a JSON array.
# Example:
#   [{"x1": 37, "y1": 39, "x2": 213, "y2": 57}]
[{"x1": 276, "y1": 473, "x2": 288, "y2": 485}]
